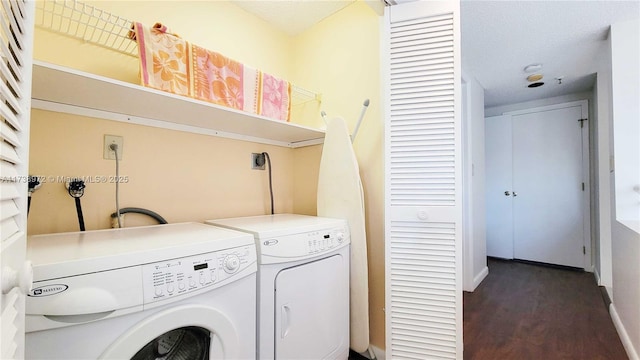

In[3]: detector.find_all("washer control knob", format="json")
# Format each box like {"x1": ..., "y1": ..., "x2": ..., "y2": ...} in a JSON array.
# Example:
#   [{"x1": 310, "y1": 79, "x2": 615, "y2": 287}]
[
  {"x1": 336, "y1": 232, "x2": 345, "y2": 242},
  {"x1": 179, "y1": 282, "x2": 186, "y2": 290},
  {"x1": 167, "y1": 284, "x2": 175, "y2": 293},
  {"x1": 223, "y1": 255, "x2": 241, "y2": 273},
  {"x1": 154, "y1": 287, "x2": 163, "y2": 296}
]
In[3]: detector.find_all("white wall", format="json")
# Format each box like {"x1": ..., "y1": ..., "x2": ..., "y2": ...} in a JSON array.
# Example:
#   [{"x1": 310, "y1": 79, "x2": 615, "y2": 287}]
[
  {"x1": 462, "y1": 72, "x2": 487, "y2": 292},
  {"x1": 608, "y1": 18, "x2": 640, "y2": 360},
  {"x1": 610, "y1": 19, "x2": 640, "y2": 232}
]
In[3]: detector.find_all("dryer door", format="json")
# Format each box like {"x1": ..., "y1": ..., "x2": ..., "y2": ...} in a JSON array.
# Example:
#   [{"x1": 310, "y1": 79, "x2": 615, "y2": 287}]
[
  {"x1": 274, "y1": 254, "x2": 348, "y2": 359},
  {"x1": 100, "y1": 305, "x2": 239, "y2": 360}
]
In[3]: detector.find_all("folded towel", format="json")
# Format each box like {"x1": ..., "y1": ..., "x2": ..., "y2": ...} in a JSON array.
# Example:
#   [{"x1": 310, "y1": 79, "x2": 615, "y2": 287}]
[
  {"x1": 132, "y1": 22, "x2": 191, "y2": 97},
  {"x1": 132, "y1": 22, "x2": 291, "y2": 121},
  {"x1": 192, "y1": 44, "x2": 244, "y2": 111},
  {"x1": 259, "y1": 72, "x2": 291, "y2": 121}
]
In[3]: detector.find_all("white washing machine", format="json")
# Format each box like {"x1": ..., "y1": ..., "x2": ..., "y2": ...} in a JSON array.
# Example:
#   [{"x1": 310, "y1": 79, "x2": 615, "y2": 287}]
[
  {"x1": 25, "y1": 223, "x2": 257, "y2": 360},
  {"x1": 205, "y1": 214, "x2": 350, "y2": 360}
]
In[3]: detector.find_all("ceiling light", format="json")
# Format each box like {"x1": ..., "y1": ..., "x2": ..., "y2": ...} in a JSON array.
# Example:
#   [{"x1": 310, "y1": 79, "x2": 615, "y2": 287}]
[
  {"x1": 524, "y1": 64, "x2": 543, "y2": 73},
  {"x1": 527, "y1": 74, "x2": 543, "y2": 82}
]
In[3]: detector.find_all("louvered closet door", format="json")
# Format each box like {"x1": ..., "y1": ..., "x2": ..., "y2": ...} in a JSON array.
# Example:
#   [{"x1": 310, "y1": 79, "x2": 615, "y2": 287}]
[
  {"x1": 0, "y1": 1, "x2": 35, "y2": 359},
  {"x1": 384, "y1": 1, "x2": 462, "y2": 359}
]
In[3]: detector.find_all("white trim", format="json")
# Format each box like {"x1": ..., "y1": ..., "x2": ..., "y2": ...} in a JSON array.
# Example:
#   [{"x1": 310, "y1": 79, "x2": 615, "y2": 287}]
[
  {"x1": 381, "y1": 6, "x2": 392, "y2": 357},
  {"x1": 31, "y1": 99, "x2": 323, "y2": 148},
  {"x1": 579, "y1": 100, "x2": 593, "y2": 271},
  {"x1": 462, "y1": 80, "x2": 474, "y2": 292},
  {"x1": 610, "y1": 303, "x2": 640, "y2": 360},
  {"x1": 472, "y1": 266, "x2": 489, "y2": 290},
  {"x1": 605, "y1": 285, "x2": 613, "y2": 301},
  {"x1": 502, "y1": 100, "x2": 589, "y2": 116},
  {"x1": 594, "y1": 268, "x2": 601, "y2": 285}
]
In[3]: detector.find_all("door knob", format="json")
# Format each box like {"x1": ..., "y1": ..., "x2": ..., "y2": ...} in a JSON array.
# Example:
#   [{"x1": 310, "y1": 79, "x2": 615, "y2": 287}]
[
  {"x1": 1, "y1": 261, "x2": 33, "y2": 295},
  {"x1": 504, "y1": 191, "x2": 511, "y2": 196}
]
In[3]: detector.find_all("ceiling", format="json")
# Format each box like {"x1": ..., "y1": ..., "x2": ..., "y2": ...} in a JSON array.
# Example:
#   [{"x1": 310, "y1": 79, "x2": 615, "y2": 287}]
[
  {"x1": 461, "y1": 0, "x2": 640, "y2": 108},
  {"x1": 232, "y1": 1, "x2": 638, "y2": 108},
  {"x1": 232, "y1": 0, "x2": 356, "y2": 36}
]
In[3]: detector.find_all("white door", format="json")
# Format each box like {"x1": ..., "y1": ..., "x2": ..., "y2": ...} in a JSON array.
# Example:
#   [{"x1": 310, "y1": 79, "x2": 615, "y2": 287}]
[
  {"x1": 485, "y1": 115, "x2": 514, "y2": 259},
  {"x1": 384, "y1": 1, "x2": 462, "y2": 358},
  {"x1": 274, "y1": 255, "x2": 347, "y2": 360},
  {"x1": 511, "y1": 104, "x2": 586, "y2": 268},
  {"x1": 0, "y1": 1, "x2": 35, "y2": 359},
  {"x1": 485, "y1": 102, "x2": 589, "y2": 269}
]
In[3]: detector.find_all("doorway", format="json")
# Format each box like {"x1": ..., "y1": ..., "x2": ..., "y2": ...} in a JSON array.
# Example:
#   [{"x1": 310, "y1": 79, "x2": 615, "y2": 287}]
[{"x1": 485, "y1": 100, "x2": 591, "y2": 269}]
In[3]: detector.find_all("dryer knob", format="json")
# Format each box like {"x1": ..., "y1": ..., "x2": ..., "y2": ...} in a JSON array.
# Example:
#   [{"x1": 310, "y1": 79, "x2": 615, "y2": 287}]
[
  {"x1": 223, "y1": 255, "x2": 240, "y2": 273},
  {"x1": 336, "y1": 232, "x2": 345, "y2": 242}
]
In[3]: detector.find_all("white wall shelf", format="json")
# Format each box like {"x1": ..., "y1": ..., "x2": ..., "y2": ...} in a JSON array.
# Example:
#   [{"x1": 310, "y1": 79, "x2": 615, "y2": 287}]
[{"x1": 31, "y1": 61, "x2": 325, "y2": 148}]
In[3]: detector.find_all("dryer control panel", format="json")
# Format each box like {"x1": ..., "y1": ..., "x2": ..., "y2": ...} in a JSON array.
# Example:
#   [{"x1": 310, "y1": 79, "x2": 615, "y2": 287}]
[
  {"x1": 142, "y1": 244, "x2": 256, "y2": 304},
  {"x1": 259, "y1": 224, "x2": 350, "y2": 265}
]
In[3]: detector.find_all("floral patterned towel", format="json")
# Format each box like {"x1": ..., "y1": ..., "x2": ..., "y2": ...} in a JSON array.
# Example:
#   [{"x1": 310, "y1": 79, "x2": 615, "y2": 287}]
[{"x1": 132, "y1": 22, "x2": 291, "y2": 121}]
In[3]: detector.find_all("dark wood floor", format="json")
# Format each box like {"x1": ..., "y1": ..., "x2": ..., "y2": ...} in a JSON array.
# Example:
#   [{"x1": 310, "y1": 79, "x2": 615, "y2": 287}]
[{"x1": 464, "y1": 258, "x2": 627, "y2": 359}]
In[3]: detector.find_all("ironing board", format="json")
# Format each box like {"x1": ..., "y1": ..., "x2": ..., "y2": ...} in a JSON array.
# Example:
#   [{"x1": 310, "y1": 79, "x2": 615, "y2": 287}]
[{"x1": 317, "y1": 116, "x2": 370, "y2": 353}]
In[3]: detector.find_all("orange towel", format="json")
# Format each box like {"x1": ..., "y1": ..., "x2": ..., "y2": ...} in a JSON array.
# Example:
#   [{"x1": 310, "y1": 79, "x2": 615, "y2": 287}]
[
  {"x1": 192, "y1": 44, "x2": 244, "y2": 111},
  {"x1": 132, "y1": 22, "x2": 190, "y2": 97},
  {"x1": 132, "y1": 22, "x2": 291, "y2": 122}
]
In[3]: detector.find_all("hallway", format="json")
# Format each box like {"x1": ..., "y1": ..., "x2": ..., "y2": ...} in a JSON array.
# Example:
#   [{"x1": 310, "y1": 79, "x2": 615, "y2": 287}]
[{"x1": 464, "y1": 258, "x2": 627, "y2": 359}]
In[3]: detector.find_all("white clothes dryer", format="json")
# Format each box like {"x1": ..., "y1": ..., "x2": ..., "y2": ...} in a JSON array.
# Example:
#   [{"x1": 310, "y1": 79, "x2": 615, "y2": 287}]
[
  {"x1": 25, "y1": 223, "x2": 257, "y2": 360},
  {"x1": 205, "y1": 214, "x2": 350, "y2": 360}
]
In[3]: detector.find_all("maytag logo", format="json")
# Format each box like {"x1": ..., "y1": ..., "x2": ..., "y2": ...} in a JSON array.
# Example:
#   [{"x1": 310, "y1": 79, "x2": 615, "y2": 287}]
[
  {"x1": 263, "y1": 239, "x2": 278, "y2": 246},
  {"x1": 28, "y1": 284, "x2": 68, "y2": 297}
]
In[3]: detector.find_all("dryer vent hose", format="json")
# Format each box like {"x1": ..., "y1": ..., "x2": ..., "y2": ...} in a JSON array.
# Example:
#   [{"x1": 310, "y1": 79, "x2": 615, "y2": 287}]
[{"x1": 110, "y1": 207, "x2": 168, "y2": 226}]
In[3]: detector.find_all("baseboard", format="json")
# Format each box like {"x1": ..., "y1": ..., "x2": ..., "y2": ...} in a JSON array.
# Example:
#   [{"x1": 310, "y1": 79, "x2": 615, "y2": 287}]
[
  {"x1": 370, "y1": 345, "x2": 385, "y2": 360},
  {"x1": 473, "y1": 266, "x2": 489, "y2": 289},
  {"x1": 605, "y1": 285, "x2": 613, "y2": 301},
  {"x1": 610, "y1": 303, "x2": 640, "y2": 360}
]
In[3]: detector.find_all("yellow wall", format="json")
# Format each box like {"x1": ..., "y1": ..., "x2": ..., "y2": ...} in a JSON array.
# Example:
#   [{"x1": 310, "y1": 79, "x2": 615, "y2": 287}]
[
  {"x1": 28, "y1": 110, "x2": 293, "y2": 233},
  {"x1": 291, "y1": 1, "x2": 385, "y2": 350},
  {"x1": 30, "y1": 0, "x2": 385, "y2": 351},
  {"x1": 34, "y1": 1, "x2": 293, "y2": 82},
  {"x1": 30, "y1": 1, "x2": 297, "y2": 234}
]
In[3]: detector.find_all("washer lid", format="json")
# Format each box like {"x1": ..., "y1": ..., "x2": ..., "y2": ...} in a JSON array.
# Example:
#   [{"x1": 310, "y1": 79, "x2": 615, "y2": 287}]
[
  {"x1": 205, "y1": 214, "x2": 346, "y2": 238},
  {"x1": 28, "y1": 223, "x2": 254, "y2": 280}
]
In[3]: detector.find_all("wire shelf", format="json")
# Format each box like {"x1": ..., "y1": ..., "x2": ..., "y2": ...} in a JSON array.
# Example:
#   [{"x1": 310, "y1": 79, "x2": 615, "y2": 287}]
[
  {"x1": 291, "y1": 84, "x2": 322, "y2": 104},
  {"x1": 35, "y1": 0, "x2": 137, "y2": 57},
  {"x1": 34, "y1": 0, "x2": 321, "y2": 105}
]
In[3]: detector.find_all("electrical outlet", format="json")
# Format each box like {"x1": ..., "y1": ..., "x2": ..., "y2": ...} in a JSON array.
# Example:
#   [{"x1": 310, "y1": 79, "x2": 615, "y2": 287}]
[
  {"x1": 104, "y1": 135, "x2": 124, "y2": 160},
  {"x1": 252, "y1": 153, "x2": 265, "y2": 170}
]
